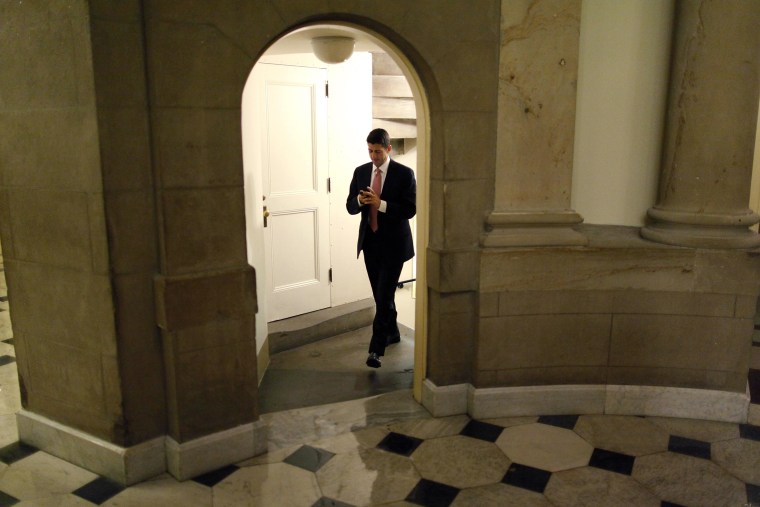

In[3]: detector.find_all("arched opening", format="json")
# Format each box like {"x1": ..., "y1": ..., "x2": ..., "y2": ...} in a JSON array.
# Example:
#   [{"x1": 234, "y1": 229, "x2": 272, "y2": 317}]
[{"x1": 241, "y1": 22, "x2": 431, "y2": 410}]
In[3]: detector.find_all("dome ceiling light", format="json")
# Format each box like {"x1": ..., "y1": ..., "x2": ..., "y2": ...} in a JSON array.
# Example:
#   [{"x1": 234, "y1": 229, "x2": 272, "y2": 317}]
[{"x1": 311, "y1": 36, "x2": 355, "y2": 64}]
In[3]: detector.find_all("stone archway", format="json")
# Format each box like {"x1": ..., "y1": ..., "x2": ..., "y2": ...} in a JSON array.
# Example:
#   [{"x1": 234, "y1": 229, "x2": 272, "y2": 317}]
[{"x1": 242, "y1": 21, "x2": 433, "y2": 404}]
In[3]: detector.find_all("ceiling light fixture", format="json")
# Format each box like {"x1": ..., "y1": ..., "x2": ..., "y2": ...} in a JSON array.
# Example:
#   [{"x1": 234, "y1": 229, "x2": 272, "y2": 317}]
[{"x1": 311, "y1": 36, "x2": 355, "y2": 64}]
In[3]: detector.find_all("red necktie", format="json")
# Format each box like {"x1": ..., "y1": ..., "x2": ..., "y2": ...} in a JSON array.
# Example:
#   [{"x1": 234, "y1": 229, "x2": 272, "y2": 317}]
[{"x1": 370, "y1": 168, "x2": 382, "y2": 232}]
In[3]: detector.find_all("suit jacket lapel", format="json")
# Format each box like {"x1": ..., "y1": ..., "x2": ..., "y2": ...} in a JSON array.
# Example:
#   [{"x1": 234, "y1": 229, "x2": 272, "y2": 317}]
[
  {"x1": 382, "y1": 160, "x2": 398, "y2": 197},
  {"x1": 363, "y1": 163, "x2": 373, "y2": 190}
]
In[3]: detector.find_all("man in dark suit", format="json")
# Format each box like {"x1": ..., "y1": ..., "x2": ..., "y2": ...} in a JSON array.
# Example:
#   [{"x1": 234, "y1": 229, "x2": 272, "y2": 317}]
[{"x1": 346, "y1": 129, "x2": 416, "y2": 368}]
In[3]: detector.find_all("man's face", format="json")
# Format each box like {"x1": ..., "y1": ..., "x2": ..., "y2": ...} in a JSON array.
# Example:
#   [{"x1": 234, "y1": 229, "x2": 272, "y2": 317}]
[{"x1": 368, "y1": 143, "x2": 391, "y2": 168}]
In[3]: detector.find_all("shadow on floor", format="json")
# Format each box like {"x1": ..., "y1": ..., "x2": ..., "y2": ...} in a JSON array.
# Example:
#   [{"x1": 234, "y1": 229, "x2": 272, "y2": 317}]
[{"x1": 258, "y1": 324, "x2": 414, "y2": 414}]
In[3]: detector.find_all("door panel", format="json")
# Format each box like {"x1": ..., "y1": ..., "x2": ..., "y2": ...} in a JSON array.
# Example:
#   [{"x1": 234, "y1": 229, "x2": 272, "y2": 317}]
[
  {"x1": 255, "y1": 64, "x2": 330, "y2": 321},
  {"x1": 270, "y1": 209, "x2": 318, "y2": 288}
]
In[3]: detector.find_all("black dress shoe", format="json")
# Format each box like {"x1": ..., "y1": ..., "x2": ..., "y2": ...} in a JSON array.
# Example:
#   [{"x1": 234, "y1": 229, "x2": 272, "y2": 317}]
[
  {"x1": 386, "y1": 335, "x2": 401, "y2": 345},
  {"x1": 366, "y1": 353, "x2": 381, "y2": 368}
]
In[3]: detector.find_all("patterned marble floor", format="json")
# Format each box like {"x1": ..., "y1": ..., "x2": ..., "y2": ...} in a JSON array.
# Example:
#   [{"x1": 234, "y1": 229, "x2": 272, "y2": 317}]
[{"x1": 1, "y1": 251, "x2": 760, "y2": 505}]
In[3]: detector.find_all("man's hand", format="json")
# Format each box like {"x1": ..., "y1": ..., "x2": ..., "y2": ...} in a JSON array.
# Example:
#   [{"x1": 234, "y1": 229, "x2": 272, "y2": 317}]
[{"x1": 359, "y1": 187, "x2": 380, "y2": 207}]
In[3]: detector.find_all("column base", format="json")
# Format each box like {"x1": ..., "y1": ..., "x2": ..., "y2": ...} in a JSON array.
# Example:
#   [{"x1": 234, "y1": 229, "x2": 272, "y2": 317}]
[
  {"x1": 641, "y1": 207, "x2": 760, "y2": 249},
  {"x1": 641, "y1": 223, "x2": 760, "y2": 249},
  {"x1": 17, "y1": 410, "x2": 269, "y2": 485},
  {"x1": 483, "y1": 210, "x2": 588, "y2": 247},
  {"x1": 421, "y1": 381, "x2": 750, "y2": 423}
]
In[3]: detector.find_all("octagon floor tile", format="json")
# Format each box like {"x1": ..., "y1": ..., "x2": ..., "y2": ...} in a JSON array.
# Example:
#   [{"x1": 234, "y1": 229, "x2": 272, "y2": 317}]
[
  {"x1": 316, "y1": 447, "x2": 420, "y2": 506},
  {"x1": 0, "y1": 366, "x2": 20, "y2": 414},
  {"x1": 213, "y1": 463, "x2": 321, "y2": 507},
  {"x1": 633, "y1": 452, "x2": 747, "y2": 507},
  {"x1": 411, "y1": 435, "x2": 510, "y2": 489},
  {"x1": 388, "y1": 415, "x2": 470, "y2": 440},
  {"x1": 102, "y1": 473, "x2": 212, "y2": 507},
  {"x1": 0, "y1": 452, "x2": 98, "y2": 502},
  {"x1": 311, "y1": 426, "x2": 390, "y2": 455},
  {"x1": 646, "y1": 416, "x2": 739, "y2": 443},
  {"x1": 545, "y1": 466, "x2": 660, "y2": 507},
  {"x1": 497, "y1": 423, "x2": 593, "y2": 472},
  {"x1": 451, "y1": 482, "x2": 552, "y2": 507},
  {"x1": 711, "y1": 437, "x2": 760, "y2": 484},
  {"x1": 574, "y1": 415, "x2": 669, "y2": 456}
]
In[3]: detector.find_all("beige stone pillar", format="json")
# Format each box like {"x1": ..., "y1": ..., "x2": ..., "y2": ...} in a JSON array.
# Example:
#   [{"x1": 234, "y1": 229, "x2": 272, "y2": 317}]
[
  {"x1": 483, "y1": 0, "x2": 587, "y2": 247},
  {"x1": 143, "y1": 8, "x2": 264, "y2": 480},
  {"x1": 641, "y1": 0, "x2": 760, "y2": 248},
  {"x1": 0, "y1": 0, "x2": 168, "y2": 485},
  {"x1": 0, "y1": 0, "x2": 264, "y2": 484}
]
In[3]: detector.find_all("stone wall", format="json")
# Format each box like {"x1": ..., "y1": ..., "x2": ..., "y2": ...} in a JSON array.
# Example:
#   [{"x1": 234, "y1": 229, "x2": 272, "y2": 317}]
[{"x1": 477, "y1": 226, "x2": 759, "y2": 394}]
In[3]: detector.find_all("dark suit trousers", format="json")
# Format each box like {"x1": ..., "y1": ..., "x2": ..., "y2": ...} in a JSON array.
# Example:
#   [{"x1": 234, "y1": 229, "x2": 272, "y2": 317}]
[{"x1": 362, "y1": 230, "x2": 403, "y2": 357}]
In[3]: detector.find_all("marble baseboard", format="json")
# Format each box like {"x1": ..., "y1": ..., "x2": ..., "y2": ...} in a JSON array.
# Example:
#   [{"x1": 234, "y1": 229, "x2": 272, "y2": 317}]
[
  {"x1": 17, "y1": 410, "x2": 269, "y2": 484},
  {"x1": 166, "y1": 420, "x2": 269, "y2": 481},
  {"x1": 605, "y1": 384, "x2": 750, "y2": 423},
  {"x1": 469, "y1": 384, "x2": 607, "y2": 420},
  {"x1": 16, "y1": 409, "x2": 165, "y2": 485},
  {"x1": 421, "y1": 379, "x2": 467, "y2": 417},
  {"x1": 421, "y1": 381, "x2": 751, "y2": 423}
]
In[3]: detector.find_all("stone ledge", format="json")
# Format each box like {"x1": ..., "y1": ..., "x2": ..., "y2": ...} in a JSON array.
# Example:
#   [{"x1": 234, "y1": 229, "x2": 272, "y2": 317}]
[{"x1": 480, "y1": 225, "x2": 760, "y2": 295}]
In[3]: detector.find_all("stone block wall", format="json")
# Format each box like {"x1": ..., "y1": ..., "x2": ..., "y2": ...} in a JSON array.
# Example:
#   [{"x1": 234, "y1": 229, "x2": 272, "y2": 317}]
[{"x1": 475, "y1": 226, "x2": 760, "y2": 394}]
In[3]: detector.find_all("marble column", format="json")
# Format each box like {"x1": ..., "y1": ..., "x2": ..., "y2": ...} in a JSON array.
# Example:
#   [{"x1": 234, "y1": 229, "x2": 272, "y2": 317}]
[
  {"x1": 641, "y1": 0, "x2": 760, "y2": 249},
  {"x1": 483, "y1": 0, "x2": 587, "y2": 247}
]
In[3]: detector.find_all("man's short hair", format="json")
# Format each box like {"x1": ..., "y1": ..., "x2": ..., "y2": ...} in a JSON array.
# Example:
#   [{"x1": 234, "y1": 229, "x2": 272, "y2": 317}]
[{"x1": 366, "y1": 128, "x2": 390, "y2": 147}]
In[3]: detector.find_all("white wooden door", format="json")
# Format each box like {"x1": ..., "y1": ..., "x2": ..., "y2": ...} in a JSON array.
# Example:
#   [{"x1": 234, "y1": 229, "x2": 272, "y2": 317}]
[{"x1": 253, "y1": 63, "x2": 330, "y2": 321}]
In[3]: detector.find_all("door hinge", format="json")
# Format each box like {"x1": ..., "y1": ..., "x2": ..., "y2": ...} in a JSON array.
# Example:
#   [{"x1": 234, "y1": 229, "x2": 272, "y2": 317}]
[
  {"x1": 327, "y1": 177, "x2": 331, "y2": 193},
  {"x1": 328, "y1": 267, "x2": 333, "y2": 283},
  {"x1": 325, "y1": 81, "x2": 329, "y2": 97}
]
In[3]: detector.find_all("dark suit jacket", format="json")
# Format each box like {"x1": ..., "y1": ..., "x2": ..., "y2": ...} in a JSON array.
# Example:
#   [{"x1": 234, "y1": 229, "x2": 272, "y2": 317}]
[{"x1": 346, "y1": 159, "x2": 416, "y2": 263}]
